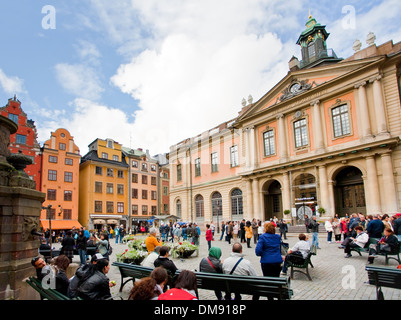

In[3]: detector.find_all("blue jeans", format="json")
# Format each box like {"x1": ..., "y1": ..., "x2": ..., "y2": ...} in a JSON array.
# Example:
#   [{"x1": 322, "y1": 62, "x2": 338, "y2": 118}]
[
  {"x1": 312, "y1": 232, "x2": 319, "y2": 248},
  {"x1": 78, "y1": 249, "x2": 86, "y2": 265},
  {"x1": 115, "y1": 234, "x2": 119, "y2": 244}
]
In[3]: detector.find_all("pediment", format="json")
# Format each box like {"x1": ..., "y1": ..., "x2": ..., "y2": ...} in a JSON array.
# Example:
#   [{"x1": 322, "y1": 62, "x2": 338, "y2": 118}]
[{"x1": 236, "y1": 56, "x2": 384, "y2": 123}]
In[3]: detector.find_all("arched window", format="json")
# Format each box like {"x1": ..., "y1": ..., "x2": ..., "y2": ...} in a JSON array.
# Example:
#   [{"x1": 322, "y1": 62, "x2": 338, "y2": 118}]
[
  {"x1": 231, "y1": 189, "x2": 243, "y2": 216},
  {"x1": 176, "y1": 199, "x2": 181, "y2": 217},
  {"x1": 195, "y1": 195, "x2": 204, "y2": 218},
  {"x1": 211, "y1": 192, "x2": 222, "y2": 217}
]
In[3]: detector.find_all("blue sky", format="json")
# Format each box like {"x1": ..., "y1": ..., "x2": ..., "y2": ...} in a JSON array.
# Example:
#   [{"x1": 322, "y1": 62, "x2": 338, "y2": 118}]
[{"x1": 0, "y1": 0, "x2": 400, "y2": 155}]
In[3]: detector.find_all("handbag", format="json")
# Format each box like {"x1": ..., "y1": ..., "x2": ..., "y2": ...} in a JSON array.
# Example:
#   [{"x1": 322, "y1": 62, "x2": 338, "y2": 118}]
[{"x1": 280, "y1": 241, "x2": 289, "y2": 255}]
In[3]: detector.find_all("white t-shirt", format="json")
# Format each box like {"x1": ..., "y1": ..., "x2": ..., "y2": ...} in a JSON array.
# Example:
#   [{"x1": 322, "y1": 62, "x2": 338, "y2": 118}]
[{"x1": 291, "y1": 240, "x2": 311, "y2": 259}]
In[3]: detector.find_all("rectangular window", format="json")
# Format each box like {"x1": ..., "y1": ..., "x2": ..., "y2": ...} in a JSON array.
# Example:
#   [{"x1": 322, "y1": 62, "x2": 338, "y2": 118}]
[
  {"x1": 294, "y1": 119, "x2": 308, "y2": 148},
  {"x1": 195, "y1": 158, "x2": 201, "y2": 177},
  {"x1": 64, "y1": 172, "x2": 73, "y2": 182},
  {"x1": 49, "y1": 155, "x2": 58, "y2": 163},
  {"x1": 151, "y1": 164, "x2": 156, "y2": 172},
  {"x1": 107, "y1": 140, "x2": 114, "y2": 148},
  {"x1": 16, "y1": 134, "x2": 26, "y2": 145},
  {"x1": 59, "y1": 143, "x2": 66, "y2": 151},
  {"x1": 142, "y1": 190, "x2": 148, "y2": 199},
  {"x1": 117, "y1": 202, "x2": 124, "y2": 213},
  {"x1": 142, "y1": 205, "x2": 148, "y2": 215},
  {"x1": 106, "y1": 183, "x2": 114, "y2": 194},
  {"x1": 95, "y1": 166, "x2": 103, "y2": 175},
  {"x1": 47, "y1": 189, "x2": 56, "y2": 200},
  {"x1": 63, "y1": 209, "x2": 72, "y2": 220},
  {"x1": 94, "y1": 201, "x2": 102, "y2": 213},
  {"x1": 117, "y1": 184, "x2": 124, "y2": 195},
  {"x1": 151, "y1": 206, "x2": 157, "y2": 215},
  {"x1": 142, "y1": 162, "x2": 148, "y2": 172},
  {"x1": 64, "y1": 190, "x2": 72, "y2": 201},
  {"x1": 95, "y1": 181, "x2": 103, "y2": 193},
  {"x1": 65, "y1": 158, "x2": 73, "y2": 165},
  {"x1": 132, "y1": 205, "x2": 138, "y2": 215},
  {"x1": 117, "y1": 170, "x2": 124, "y2": 178},
  {"x1": 163, "y1": 186, "x2": 168, "y2": 196},
  {"x1": 132, "y1": 173, "x2": 138, "y2": 183},
  {"x1": 132, "y1": 160, "x2": 138, "y2": 168},
  {"x1": 151, "y1": 191, "x2": 157, "y2": 200},
  {"x1": 230, "y1": 145, "x2": 239, "y2": 167},
  {"x1": 211, "y1": 152, "x2": 218, "y2": 172},
  {"x1": 263, "y1": 130, "x2": 276, "y2": 156},
  {"x1": 113, "y1": 155, "x2": 119, "y2": 161},
  {"x1": 142, "y1": 175, "x2": 148, "y2": 184},
  {"x1": 107, "y1": 168, "x2": 114, "y2": 177},
  {"x1": 8, "y1": 113, "x2": 18, "y2": 124},
  {"x1": 151, "y1": 176, "x2": 156, "y2": 185},
  {"x1": 106, "y1": 201, "x2": 114, "y2": 213},
  {"x1": 332, "y1": 105, "x2": 351, "y2": 138},
  {"x1": 48, "y1": 170, "x2": 57, "y2": 181},
  {"x1": 177, "y1": 164, "x2": 182, "y2": 181},
  {"x1": 132, "y1": 188, "x2": 138, "y2": 199},
  {"x1": 101, "y1": 152, "x2": 108, "y2": 159}
]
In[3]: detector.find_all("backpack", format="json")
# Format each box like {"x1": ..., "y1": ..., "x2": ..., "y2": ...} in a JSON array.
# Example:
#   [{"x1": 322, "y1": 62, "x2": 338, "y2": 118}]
[{"x1": 108, "y1": 243, "x2": 113, "y2": 255}]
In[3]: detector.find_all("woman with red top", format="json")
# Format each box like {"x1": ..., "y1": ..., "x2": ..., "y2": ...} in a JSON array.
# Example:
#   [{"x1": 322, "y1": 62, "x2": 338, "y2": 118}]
[
  {"x1": 205, "y1": 224, "x2": 213, "y2": 251},
  {"x1": 158, "y1": 270, "x2": 198, "y2": 300}
]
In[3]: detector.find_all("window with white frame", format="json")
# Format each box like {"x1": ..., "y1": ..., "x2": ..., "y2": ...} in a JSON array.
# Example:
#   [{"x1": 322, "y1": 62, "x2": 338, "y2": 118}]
[
  {"x1": 332, "y1": 104, "x2": 351, "y2": 138},
  {"x1": 294, "y1": 119, "x2": 308, "y2": 148},
  {"x1": 230, "y1": 145, "x2": 239, "y2": 167},
  {"x1": 263, "y1": 130, "x2": 276, "y2": 156},
  {"x1": 211, "y1": 152, "x2": 218, "y2": 173}
]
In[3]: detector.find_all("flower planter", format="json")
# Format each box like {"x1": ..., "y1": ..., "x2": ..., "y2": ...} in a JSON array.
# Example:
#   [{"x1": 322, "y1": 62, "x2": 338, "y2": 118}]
[
  {"x1": 177, "y1": 249, "x2": 196, "y2": 259},
  {"x1": 122, "y1": 257, "x2": 145, "y2": 265}
]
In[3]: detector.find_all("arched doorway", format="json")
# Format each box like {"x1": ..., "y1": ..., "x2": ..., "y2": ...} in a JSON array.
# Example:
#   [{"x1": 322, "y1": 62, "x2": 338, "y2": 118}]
[
  {"x1": 334, "y1": 167, "x2": 366, "y2": 216},
  {"x1": 263, "y1": 180, "x2": 282, "y2": 221},
  {"x1": 293, "y1": 173, "x2": 317, "y2": 224}
]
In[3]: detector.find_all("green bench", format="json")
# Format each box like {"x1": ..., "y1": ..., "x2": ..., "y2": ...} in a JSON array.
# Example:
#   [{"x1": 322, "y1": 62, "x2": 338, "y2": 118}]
[
  {"x1": 365, "y1": 265, "x2": 401, "y2": 300},
  {"x1": 113, "y1": 262, "x2": 293, "y2": 300},
  {"x1": 351, "y1": 238, "x2": 401, "y2": 264},
  {"x1": 286, "y1": 245, "x2": 317, "y2": 281},
  {"x1": 25, "y1": 276, "x2": 81, "y2": 300}
]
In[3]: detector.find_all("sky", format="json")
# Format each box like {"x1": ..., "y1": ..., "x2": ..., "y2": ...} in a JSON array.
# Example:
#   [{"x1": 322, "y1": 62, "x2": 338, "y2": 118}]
[{"x1": 0, "y1": 0, "x2": 400, "y2": 156}]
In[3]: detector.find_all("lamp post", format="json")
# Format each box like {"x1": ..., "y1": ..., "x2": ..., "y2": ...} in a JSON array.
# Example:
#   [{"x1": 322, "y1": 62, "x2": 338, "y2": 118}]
[{"x1": 42, "y1": 204, "x2": 52, "y2": 256}]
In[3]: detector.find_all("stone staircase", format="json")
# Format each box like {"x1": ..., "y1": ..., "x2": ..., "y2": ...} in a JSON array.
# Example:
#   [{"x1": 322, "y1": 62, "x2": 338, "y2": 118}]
[{"x1": 286, "y1": 225, "x2": 327, "y2": 233}]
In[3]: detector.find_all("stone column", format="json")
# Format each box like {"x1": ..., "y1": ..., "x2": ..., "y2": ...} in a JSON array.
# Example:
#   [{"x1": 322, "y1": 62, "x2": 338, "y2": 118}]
[
  {"x1": 249, "y1": 126, "x2": 256, "y2": 169},
  {"x1": 276, "y1": 113, "x2": 288, "y2": 162},
  {"x1": 327, "y1": 180, "x2": 336, "y2": 218},
  {"x1": 354, "y1": 81, "x2": 372, "y2": 139},
  {"x1": 365, "y1": 156, "x2": 382, "y2": 214},
  {"x1": 282, "y1": 172, "x2": 291, "y2": 213},
  {"x1": 246, "y1": 179, "x2": 254, "y2": 218},
  {"x1": 381, "y1": 153, "x2": 398, "y2": 214},
  {"x1": 369, "y1": 75, "x2": 388, "y2": 135},
  {"x1": 311, "y1": 100, "x2": 324, "y2": 152},
  {"x1": 244, "y1": 128, "x2": 251, "y2": 170},
  {"x1": 252, "y1": 178, "x2": 261, "y2": 220},
  {"x1": 318, "y1": 165, "x2": 330, "y2": 216}
]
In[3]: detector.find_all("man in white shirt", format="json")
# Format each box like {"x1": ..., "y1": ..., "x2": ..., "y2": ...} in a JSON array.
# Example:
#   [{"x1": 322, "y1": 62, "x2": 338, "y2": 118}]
[
  {"x1": 141, "y1": 246, "x2": 161, "y2": 268},
  {"x1": 222, "y1": 243, "x2": 257, "y2": 300},
  {"x1": 343, "y1": 226, "x2": 369, "y2": 258},
  {"x1": 281, "y1": 233, "x2": 310, "y2": 275}
]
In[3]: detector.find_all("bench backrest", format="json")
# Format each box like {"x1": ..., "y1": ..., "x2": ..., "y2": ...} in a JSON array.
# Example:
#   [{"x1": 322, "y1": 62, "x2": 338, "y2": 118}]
[
  {"x1": 366, "y1": 266, "x2": 401, "y2": 290},
  {"x1": 26, "y1": 277, "x2": 70, "y2": 300},
  {"x1": 112, "y1": 262, "x2": 153, "y2": 279}
]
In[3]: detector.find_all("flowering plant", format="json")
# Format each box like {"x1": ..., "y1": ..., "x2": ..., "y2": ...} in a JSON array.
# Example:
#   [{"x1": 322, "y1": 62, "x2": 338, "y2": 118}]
[
  {"x1": 127, "y1": 238, "x2": 147, "y2": 251},
  {"x1": 116, "y1": 248, "x2": 148, "y2": 264},
  {"x1": 165, "y1": 240, "x2": 198, "y2": 258}
]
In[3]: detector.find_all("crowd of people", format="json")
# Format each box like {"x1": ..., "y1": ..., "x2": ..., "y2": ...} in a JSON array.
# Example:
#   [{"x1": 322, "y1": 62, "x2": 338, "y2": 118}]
[{"x1": 31, "y1": 213, "x2": 401, "y2": 300}]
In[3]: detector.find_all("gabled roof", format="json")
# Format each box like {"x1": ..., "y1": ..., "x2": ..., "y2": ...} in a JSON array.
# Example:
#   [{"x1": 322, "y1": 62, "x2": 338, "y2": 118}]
[{"x1": 80, "y1": 149, "x2": 129, "y2": 167}]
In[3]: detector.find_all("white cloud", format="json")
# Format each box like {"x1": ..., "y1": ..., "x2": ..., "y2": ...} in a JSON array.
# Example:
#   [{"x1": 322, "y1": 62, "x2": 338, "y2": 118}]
[
  {"x1": 0, "y1": 69, "x2": 26, "y2": 95},
  {"x1": 54, "y1": 63, "x2": 104, "y2": 101}
]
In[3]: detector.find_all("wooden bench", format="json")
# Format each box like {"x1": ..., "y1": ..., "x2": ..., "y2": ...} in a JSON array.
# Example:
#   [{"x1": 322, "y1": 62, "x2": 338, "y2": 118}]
[
  {"x1": 25, "y1": 276, "x2": 79, "y2": 300},
  {"x1": 351, "y1": 238, "x2": 401, "y2": 264},
  {"x1": 113, "y1": 262, "x2": 293, "y2": 300},
  {"x1": 286, "y1": 245, "x2": 317, "y2": 281},
  {"x1": 365, "y1": 265, "x2": 401, "y2": 300}
]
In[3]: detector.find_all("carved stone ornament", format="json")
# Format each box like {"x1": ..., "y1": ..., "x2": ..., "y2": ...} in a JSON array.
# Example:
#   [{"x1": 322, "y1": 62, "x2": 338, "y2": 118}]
[
  {"x1": 22, "y1": 217, "x2": 41, "y2": 242},
  {"x1": 280, "y1": 80, "x2": 312, "y2": 102}
]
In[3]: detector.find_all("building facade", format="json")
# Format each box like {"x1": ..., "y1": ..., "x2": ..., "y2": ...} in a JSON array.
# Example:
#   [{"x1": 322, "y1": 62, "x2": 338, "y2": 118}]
[
  {"x1": 40, "y1": 128, "x2": 82, "y2": 230},
  {"x1": 0, "y1": 96, "x2": 41, "y2": 190},
  {"x1": 169, "y1": 16, "x2": 401, "y2": 226},
  {"x1": 79, "y1": 138, "x2": 129, "y2": 230}
]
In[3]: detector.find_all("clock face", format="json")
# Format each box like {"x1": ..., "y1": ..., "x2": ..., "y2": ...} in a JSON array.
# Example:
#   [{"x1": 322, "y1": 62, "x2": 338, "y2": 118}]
[{"x1": 290, "y1": 83, "x2": 301, "y2": 93}]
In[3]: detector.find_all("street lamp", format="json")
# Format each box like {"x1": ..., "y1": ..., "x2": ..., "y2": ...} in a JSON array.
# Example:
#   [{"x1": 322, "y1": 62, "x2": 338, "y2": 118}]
[{"x1": 41, "y1": 204, "x2": 53, "y2": 256}]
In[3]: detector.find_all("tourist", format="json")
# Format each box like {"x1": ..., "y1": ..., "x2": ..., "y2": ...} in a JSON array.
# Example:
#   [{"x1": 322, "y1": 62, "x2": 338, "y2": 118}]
[
  {"x1": 199, "y1": 247, "x2": 223, "y2": 300},
  {"x1": 53, "y1": 254, "x2": 70, "y2": 296},
  {"x1": 252, "y1": 219, "x2": 259, "y2": 244},
  {"x1": 128, "y1": 277, "x2": 159, "y2": 300},
  {"x1": 343, "y1": 226, "x2": 369, "y2": 258},
  {"x1": 158, "y1": 270, "x2": 198, "y2": 300},
  {"x1": 68, "y1": 253, "x2": 105, "y2": 298},
  {"x1": 154, "y1": 246, "x2": 178, "y2": 276},
  {"x1": 95, "y1": 232, "x2": 110, "y2": 260},
  {"x1": 219, "y1": 221, "x2": 225, "y2": 241},
  {"x1": 119, "y1": 225, "x2": 126, "y2": 244},
  {"x1": 77, "y1": 259, "x2": 115, "y2": 300},
  {"x1": 205, "y1": 224, "x2": 213, "y2": 251},
  {"x1": 258, "y1": 220, "x2": 263, "y2": 240},
  {"x1": 325, "y1": 218, "x2": 334, "y2": 243},
  {"x1": 308, "y1": 216, "x2": 321, "y2": 249},
  {"x1": 145, "y1": 228, "x2": 163, "y2": 253},
  {"x1": 240, "y1": 219, "x2": 246, "y2": 243},
  {"x1": 393, "y1": 213, "x2": 401, "y2": 241},
  {"x1": 223, "y1": 243, "x2": 257, "y2": 300},
  {"x1": 192, "y1": 223, "x2": 200, "y2": 246},
  {"x1": 255, "y1": 222, "x2": 283, "y2": 277},
  {"x1": 210, "y1": 221, "x2": 215, "y2": 240},
  {"x1": 381, "y1": 214, "x2": 393, "y2": 231},
  {"x1": 31, "y1": 256, "x2": 50, "y2": 281},
  {"x1": 281, "y1": 234, "x2": 310, "y2": 275},
  {"x1": 76, "y1": 230, "x2": 87, "y2": 266},
  {"x1": 114, "y1": 226, "x2": 119, "y2": 244},
  {"x1": 340, "y1": 217, "x2": 348, "y2": 241},
  {"x1": 151, "y1": 267, "x2": 169, "y2": 296},
  {"x1": 245, "y1": 221, "x2": 253, "y2": 248},
  {"x1": 278, "y1": 219, "x2": 288, "y2": 240},
  {"x1": 332, "y1": 217, "x2": 342, "y2": 243},
  {"x1": 304, "y1": 215, "x2": 310, "y2": 233},
  {"x1": 368, "y1": 228, "x2": 399, "y2": 264},
  {"x1": 226, "y1": 221, "x2": 233, "y2": 244},
  {"x1": 61, "y1": 230, "x2": 76, "y2": 263},
  {"x1": 142, "y1": 246, "x2": 161, "y2": 268},
  {"x1": 367, "y1": 214, "x2": 385, "y2": 239}
]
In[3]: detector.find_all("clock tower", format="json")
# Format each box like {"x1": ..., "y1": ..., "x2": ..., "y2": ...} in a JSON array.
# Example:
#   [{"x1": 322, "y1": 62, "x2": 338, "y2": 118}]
[{"x1": 296, "y1": 13, "x2": 342, "y2": 69}]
